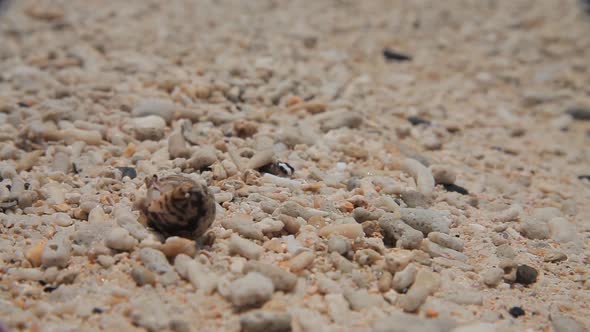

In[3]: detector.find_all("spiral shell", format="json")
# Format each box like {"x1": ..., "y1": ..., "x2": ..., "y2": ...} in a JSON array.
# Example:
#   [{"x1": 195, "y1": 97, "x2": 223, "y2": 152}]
[{"x1": 141, "y1": 174, "x2": 216, "y2": 239}]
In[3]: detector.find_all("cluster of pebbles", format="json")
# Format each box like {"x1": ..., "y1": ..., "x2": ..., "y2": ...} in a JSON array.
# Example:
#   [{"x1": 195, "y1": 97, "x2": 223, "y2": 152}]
[{"x1": 1, "y1": 0, "x2": 589, "y2": 331}]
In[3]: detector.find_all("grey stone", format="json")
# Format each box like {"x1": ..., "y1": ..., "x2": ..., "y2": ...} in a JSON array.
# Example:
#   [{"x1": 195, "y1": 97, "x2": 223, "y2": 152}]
[
  {"x1": 428, "y1": 232, "x2": 464, "y2": 252},
  {"x1": 373, "y1": 312, "x2": 456, "y2": 332},
  {"x1": 400, "y1": 208, "x2": 450, "y2": 235},
  {"x1": 229, "y1": 234, "x2": 263, "y2": 260},
  {"x1": 329, "y1": 252, "x2": 354, "y2": 273},
  {"x1": 228, "y1": 272, "x2": 274, "y2": 307},
  {"x1": 327, "y1": 236, "x2": 351, "y2": 255},
  {"x1": 392, "y1": 264, "x2": 417, "y2": 292},
  {"x1": 131, "y1": 266, "x2": 156, "y2": 286},
  {"x1": 495, "y1": 244, "x2": 516, "y2": 259},
  {"x1": 520, "y1": 219, "x2": 550, "y2": 240},
  {"x1": 139, "y1": 247, "x2": 174, "y2": 274},
  {"x1": 352, "y1": 207, "x2": 383, "y2": 223},
  {"x1": 480, "y1": 267, "x2": 503, "y2": 287},
  {"x1": 133, "y1": 115, "x2": 166, "y2": 141},
  {"x1": 421, "y1": 240, "x2": 468, "y2": 262},
  {"x1": 343, "y1": 288, "x2": 385, "y2": 311},
  {"x1": 400, "y1": 190, "x2": 431, "y2": 208},
  {"x1": 187, "y1": 147, "x2": 217, "y2": 170},
  {"x1": 41, "y1": 238, "x2": 71, "y2": 268},
  {"x1": 240, "y1": 310, "x2": 291, "y2": 332},
  {"x1": 105, "y1": 227, "x2": 137, "y2": 251},
  {"x1": 243, "y1": 261, "x2": 297, "y2": 292}
]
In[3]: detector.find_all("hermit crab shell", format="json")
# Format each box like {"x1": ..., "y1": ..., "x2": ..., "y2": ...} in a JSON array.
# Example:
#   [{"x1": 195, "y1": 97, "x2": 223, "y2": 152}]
[{"x1": 141, "y1": 174, "x2": 216, "y2": 239}]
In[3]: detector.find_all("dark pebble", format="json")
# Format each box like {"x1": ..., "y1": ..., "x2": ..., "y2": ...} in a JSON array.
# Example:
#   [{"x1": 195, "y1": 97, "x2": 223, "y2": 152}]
[
  {"x1": 566, "y1": 107, "x2": 590, "y2": 120},
  {"x1": 407, "y1": 116, "x2": 431, "y2": 126},
  {"x1": 578, "y1": 175, "x2": 590, "y2": 181},
  {"x1": 382, "y1": 48, "x2": 412, "y2": 62},
  {"x1": 43, "y1": 285, "x2": 58, "y2": 293},
  {"x1": 515, "y1": 265, "x2": 538, "y2": 285},
  {"x1": 17, "y1": 101, "x2": 29, "y2": 108},
  {"x1": 116, "y1": 167, "x2": 137, "y2": 179},
  {"x1": 92, "y1": 307, "x2": 104, "y2": 314},
  {"x1": 509, "y1": 306, "x2": 525, "y2": 318},
  {"x1": 442, "y1": 183, "x2": 469, "y2": 195}
]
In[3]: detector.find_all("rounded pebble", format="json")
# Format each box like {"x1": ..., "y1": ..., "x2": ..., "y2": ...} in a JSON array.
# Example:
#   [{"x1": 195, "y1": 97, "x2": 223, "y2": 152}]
[
  {"x1": 160, "y1": 237, "x2": 196, "y2": 258},
  {"x1": 133, "y1": 115, "x2": 166, "y2": 141},
  {"x1": 229, "y1": 234, "x2": 264, "y2": 260},
  {"x1": 480, "y1": 267, "x2": 504, "y2": 287},
  {"x1": 392, "y1": 264, "x2": 417, "y2": 292},
  {"x1": 240, "y1": 310, "x2": 292, "y2": 332},
  {"x1": 427, "y1": 232, "x2": 464, "y2": 252},
  {"x1": 400, "y1": 208, "x2": 450, "y2": 235},
  {"x1": 228, "y1": 272, "x2": 275, "y2": 308},
  {"x1": 289, "y1": 251, "x2": 315, "y2": 272},
  {"x1": 105, "y1": 228, "x2": 138, "y2": 251},
  {"x1": 41, "y1": 239, "x2": 71, "y2": 268},
  {"x1": 131, "y1": 266, "x2": 157, "y2": 286},
  {"x1": 243, "y1": 261, "x2": 297, "y2": 292},
  {"x1": 318, "y1": 223, "x2": 364, "y2": 239},
  {"x1": 327, "y1": 236, "x2": 351, "y2": 255},
  {"x1": 515, "y1": 265, "x2": 538, "y2": 286}
]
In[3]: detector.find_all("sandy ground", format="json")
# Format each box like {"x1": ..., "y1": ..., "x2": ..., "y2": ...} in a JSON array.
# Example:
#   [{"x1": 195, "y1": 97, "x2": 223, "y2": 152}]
[{"x1": 0, "y1": 1, "x2": 589, "y2": 331}]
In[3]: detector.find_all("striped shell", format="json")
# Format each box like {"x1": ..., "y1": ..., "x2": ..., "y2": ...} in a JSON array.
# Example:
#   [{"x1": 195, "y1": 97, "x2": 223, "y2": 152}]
[{"x1": 142, "y1": 174, "x2": 216, "y2": 239}]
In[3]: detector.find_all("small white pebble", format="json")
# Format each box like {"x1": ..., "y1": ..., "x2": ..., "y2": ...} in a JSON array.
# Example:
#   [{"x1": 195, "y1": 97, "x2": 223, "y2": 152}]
[
  {"x1": 105, "y1": 228, "x2": 138, "y2": 251},
  {"x1": 228, "y1": 272, "x2": 274, "y2": 307},
  {"x1": 229, "y1": 234, "x2": 264, "y2": 260}
]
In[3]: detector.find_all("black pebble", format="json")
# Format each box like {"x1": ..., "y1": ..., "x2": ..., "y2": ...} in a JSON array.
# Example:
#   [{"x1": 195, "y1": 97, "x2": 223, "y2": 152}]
[
  {"x1": 382, "y1": 48, "x2": 412, "y2": 62},
  {"x1": 442, "y1": 183, "x2": 469, "y2": 195},
  {"x1": 43, "y1": 285, "x2": 58, "y2": 293},
  {"x1": 566, "y1": 107, "x2": 590, "y2": 120},
  {"x1": 515, "y1": 265, "x2": 538, "y2": 285},
  {"x1": 92, "y1": 307, "x2": 104, "y2": 314},
  {"x1": 407, "y1": 116, "x2": 431, "y2": 126},
  {"x1": 509, "y1": 306, "x2": 525, "y2": 318},
  {"x1": 17, "y1": 101, "x2": 29, "y2": 108},
  {"x1": 116, "y1": 167, "x2": 137, "y2": 179},
  {"x1": 578, "y1": 175, "x2": 590, "y2": 181}
]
